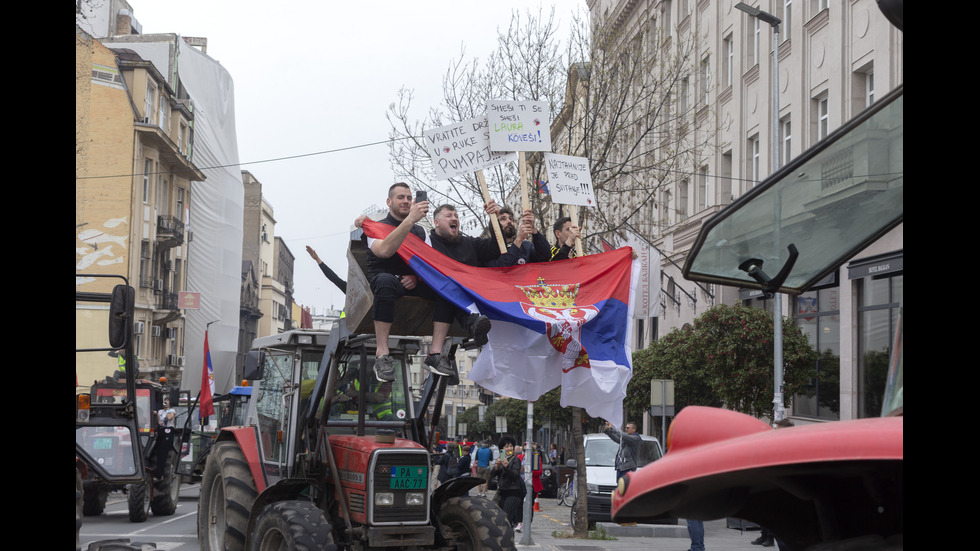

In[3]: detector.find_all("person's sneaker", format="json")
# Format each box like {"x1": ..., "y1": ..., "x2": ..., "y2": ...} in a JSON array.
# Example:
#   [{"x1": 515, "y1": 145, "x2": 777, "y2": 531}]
[
  {"x1": 514, "y1": 523, "x2": 522, "y2": 532},
  {"x1": 465, "y1": 314, "x2": 491, "y2": 346},
  {"x1": 374, "y1": 354, "x2": 395, "y2": 382},
  {"x1": 424, "y1": 353, "x2": 455, "y2": 377}
]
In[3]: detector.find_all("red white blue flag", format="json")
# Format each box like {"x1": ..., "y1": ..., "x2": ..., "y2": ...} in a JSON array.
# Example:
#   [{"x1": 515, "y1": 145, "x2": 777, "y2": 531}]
[
  {"x1": 200, "y1": 330, "x2": 216, "y2": 419},
  {"x1": 362, "y1": 219, "x2": 637, "y2": 425}
]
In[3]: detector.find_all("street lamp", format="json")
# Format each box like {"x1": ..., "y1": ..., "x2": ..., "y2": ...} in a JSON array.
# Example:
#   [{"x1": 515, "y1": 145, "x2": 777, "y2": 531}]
[{"x1": 735, "y1": 2, "x2": 786, "y2": 422}]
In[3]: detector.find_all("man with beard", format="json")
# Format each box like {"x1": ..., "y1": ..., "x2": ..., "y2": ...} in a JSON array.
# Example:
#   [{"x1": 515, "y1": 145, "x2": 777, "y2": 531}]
[
  {"x1": 423, "y1": 203, "x2": 515, "y2": 375},
  {"x1": 485, "y1": 206, "x2": 551, "y2": 267},
  {"x1": 358, "y1": 183, "x2": 490, "y2": 380}
]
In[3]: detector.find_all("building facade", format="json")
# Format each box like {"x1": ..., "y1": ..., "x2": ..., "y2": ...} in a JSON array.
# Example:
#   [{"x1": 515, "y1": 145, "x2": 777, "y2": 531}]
[
  {"x1": 76, "y1": 24, "x2": 205, "y2": 385},
  {"x1": 568, "y1": 0, "x2": 903, "y2": 423}
]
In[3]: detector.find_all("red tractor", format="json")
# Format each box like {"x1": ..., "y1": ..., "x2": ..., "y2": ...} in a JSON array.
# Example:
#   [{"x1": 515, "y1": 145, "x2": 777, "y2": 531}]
[{"x1": 197, "y1": 327, "x2": 513, "y2": 550}]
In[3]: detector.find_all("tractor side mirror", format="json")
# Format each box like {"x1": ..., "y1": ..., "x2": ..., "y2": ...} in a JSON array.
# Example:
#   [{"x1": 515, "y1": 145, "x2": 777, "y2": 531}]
[
  {"x1": 108, "y1": 285, "x2": 135, "y2": 349},
  {"x1": 243, "y1": 350, "x2": 266, "y2": 380}
]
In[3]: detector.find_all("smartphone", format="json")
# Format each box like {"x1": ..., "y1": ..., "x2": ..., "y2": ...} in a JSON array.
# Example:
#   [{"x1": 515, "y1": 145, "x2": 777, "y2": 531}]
[{"x1": 415, "y1": 190, "x2": 428, "y2": 203}]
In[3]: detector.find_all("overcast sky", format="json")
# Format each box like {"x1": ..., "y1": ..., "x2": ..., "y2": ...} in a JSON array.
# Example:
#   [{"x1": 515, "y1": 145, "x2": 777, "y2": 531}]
[{"x1": 126, "y1": 0, "x2": 584, "y2": 315}]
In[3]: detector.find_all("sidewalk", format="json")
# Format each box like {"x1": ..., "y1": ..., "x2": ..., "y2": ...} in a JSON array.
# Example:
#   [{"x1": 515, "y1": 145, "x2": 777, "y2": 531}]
[{"x1": 515, "y1": 499, "x2": 765, "y2": 551}]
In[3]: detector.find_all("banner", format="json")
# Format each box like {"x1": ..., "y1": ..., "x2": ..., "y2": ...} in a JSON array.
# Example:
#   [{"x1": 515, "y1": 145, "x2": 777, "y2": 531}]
[
  {"x1": 200, "y1": 330, "x2": 215, "y2": 419},
  {"x1": 362, "y1": 219, "x2": 636, "y2": 425}
]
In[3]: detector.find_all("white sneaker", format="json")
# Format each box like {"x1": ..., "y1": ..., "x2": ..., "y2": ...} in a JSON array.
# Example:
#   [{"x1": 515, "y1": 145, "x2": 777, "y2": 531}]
[{"x1": 515, "y1": 523, "x2": 523, "y2": 532}]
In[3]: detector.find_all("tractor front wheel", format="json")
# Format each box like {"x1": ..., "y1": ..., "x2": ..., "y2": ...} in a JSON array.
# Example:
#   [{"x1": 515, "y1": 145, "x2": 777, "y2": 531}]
[
  {"x1": 198, "y1": 441, "x2": 258, "y2": 551},
  {"x1": 436, "y1": 496, "x2": 514, "y2": 551},
  {"x1": 249, "y1": 500, "x2": 336, "y2": 551}
]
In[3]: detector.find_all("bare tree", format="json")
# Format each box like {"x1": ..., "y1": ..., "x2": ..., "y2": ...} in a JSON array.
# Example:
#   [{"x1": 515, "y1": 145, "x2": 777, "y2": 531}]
[{"x1": 388, "y1": 5, "x2": 712, "y2": 538}]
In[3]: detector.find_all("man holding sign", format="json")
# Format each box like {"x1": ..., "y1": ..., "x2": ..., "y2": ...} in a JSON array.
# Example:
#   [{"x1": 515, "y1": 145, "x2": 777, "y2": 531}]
[{"x1": 485, "y1": 206, "x2": 551, "y2": 266}]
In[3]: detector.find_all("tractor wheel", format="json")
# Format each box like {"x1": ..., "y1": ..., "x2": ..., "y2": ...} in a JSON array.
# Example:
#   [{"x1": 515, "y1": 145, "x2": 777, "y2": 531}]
[
  {"x1": 249, "y1": 500, "x2": 336, "y2": 551},
  {"x1": 82, "y1": 483, "x2": 108, "y2": 516},
  {"x1": 151, "y1": 450, "x2": 180, "y2": 516},
  {"x1": 127, "y1": 476, "x2": 151, "y2": 522},
  {"x1": 198, "y1": 441, "x2": 258, "y2": 551},
  {"x1": 436, "y1": 496, "x2": 514, "y2": 551}
]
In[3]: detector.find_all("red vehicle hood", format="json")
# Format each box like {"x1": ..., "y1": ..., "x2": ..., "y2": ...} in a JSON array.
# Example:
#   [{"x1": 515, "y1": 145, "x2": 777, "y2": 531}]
[{"x1": 612, "y1": 407, "x2": 903, "y2": 549}]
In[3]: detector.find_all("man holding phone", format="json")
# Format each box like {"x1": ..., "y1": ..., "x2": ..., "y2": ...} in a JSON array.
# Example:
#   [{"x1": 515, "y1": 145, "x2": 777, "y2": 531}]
[{"x1": 359, "y1": 183, "x2": 490, "y2": 381}]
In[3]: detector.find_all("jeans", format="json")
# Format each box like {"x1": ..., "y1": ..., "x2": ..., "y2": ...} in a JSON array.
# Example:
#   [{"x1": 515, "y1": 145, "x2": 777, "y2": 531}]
[{"x1": 686, "y1": 519, "x2": 705, "y2": 551}]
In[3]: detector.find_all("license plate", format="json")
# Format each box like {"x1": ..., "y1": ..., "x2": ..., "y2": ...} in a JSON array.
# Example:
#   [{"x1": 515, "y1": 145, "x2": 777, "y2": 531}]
[{"x1": 390, "y1": 466, "x2": 427, "y2": 489}]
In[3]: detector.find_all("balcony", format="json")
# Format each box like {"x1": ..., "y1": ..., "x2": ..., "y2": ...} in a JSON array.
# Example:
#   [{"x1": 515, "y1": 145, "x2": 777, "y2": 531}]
[{"x1": 157, "y1": 215, "x2": 185, "y2": 248}]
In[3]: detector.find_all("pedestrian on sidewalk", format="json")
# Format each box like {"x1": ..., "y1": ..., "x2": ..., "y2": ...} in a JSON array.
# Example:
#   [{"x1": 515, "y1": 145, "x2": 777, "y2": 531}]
[{"x1": 687, "y1": 519, "x2": 705, "y2": 551}]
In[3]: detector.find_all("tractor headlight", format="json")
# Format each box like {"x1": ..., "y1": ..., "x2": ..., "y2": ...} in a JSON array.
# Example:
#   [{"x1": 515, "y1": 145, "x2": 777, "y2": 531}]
[
  {"x1": 375, "y1": 492, "x2": 394, "y2": 506},
  {"x1": 406, "y1": 492, "x2": 425, "y2": 506}
]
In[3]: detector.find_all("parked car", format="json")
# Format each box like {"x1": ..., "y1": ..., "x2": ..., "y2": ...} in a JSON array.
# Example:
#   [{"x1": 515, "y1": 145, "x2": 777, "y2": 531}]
[{"x1": 574, "y1": 432, "x2": 675, "y2": 526}]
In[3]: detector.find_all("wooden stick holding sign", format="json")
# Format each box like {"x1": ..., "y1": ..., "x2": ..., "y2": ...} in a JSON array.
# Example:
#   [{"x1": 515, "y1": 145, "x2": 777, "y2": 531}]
[
  {"x1": 519, "y1": 152, "x2": 530, "y2": 214},
  {"x1": 476, "y1": 170, "x2": 507, "y2": 253}
]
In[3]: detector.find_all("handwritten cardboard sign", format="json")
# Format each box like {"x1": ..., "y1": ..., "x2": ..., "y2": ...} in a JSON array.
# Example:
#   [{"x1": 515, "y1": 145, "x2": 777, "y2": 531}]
[
  {"x1": 487, "y1": 100, "x2": 551, "y2": 152},
  {"x1": 544, "y1": 153, "x2": 595, "y2": 206},
  {"x1": 423, "y1": 116, "x2": 517, "y2": 180}
]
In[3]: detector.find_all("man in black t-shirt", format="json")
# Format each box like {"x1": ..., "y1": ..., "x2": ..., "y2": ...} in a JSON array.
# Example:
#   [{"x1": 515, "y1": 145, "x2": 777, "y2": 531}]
[{"x1": 359, "y1": 184, "x2": 490, "y2": 380}]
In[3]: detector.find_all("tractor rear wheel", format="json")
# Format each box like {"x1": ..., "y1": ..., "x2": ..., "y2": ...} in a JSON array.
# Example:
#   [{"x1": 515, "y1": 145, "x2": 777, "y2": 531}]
[
  {"x1": 437, "y1": 496, "x2": 514, "y2": 551},
  {"x1": 249, "y1": 501, "x2": 336, "y2": 551},
  {"x1": 198, "y1": 441, "x2": 258, "y2": 551}
]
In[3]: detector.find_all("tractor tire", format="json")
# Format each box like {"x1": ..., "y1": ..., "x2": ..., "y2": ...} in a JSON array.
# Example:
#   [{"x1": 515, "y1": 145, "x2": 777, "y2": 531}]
[
  {"x1": 127, "y1": 476, "x2": 151, "y2": 522},
  {"x1": 198, "y1": 441, "x2": 258, "y2": 551},
  {"x1": 249, "y1": 500, "x2": 336, "y2": 551},
  {"x1": 82, "y1": 483, "x2": 108, "y2": 516},
  {"x1": 151, "y1": 450, "x2": 180, "y2": 516},
  {"x1": 436, "y1": 495, "x2": 514, "y2": 551}
]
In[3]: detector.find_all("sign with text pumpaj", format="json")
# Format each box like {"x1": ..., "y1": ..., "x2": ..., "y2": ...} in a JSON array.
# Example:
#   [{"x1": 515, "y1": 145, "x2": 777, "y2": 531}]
[
  {"x1": 543, "y1": 153, "x2": 595, "y2": 207},
  {"x1": 487, "y1": 100, "x2": 551, "y2": 152},
  {"x1": 423, "y1": 116, "x2": 516, "y2": 180}
]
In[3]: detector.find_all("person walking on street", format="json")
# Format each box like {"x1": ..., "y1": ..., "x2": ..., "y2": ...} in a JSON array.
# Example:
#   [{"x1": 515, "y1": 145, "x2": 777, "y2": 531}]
[{"x1": 687, "y1": 519, "x2": 706, "y2": 551}]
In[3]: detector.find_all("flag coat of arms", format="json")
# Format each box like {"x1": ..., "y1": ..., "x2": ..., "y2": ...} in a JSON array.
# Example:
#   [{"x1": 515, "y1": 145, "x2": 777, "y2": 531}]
[{"x1": 362, "y1": 219, "x2": 637, "y2": 425}]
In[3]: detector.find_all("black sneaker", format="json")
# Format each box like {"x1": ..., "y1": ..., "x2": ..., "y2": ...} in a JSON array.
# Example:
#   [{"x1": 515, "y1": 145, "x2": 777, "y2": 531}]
[
  {"x1": 423, "y1": 354, "x2": 455, "y2": 377},
  {"x1": 374, "y1": 354, "x2": 395, "y2": 382},
  {"x1": 465, "y1": 314, "x2": 491, "y2": 346}
]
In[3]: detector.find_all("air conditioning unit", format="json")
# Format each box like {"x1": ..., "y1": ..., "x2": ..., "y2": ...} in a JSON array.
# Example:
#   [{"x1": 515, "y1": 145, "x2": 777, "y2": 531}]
[
  {"x1": 154, "y1": 279, "x2": 164, "y2": 291},
  {"x1": 134, "y1": 321, "x2": 145, "y2": 334},
  {"x1": 167, "y1": 354, "x2": 178, "y2": 366},
  {"x1": 151, "y1": 325, "x2": 162, "y2": 337},
  {"x1": 177, "y1": 356, "x2": 185, "y2": 367}
]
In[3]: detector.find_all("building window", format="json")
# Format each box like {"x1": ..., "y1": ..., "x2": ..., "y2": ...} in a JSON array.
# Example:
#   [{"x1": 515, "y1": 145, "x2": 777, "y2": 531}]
[
  {"x1": 779, "y1": 0, "x2": 792, "y2": 41},
  {"x1": 699, "y1": 55, "x2": 711, "y2": 105},
  {"x1": 143, "y1": 159, "x2": 152, "y2": 203},
  {"x1": 857, "y1": 272, "x2": 902, "y2": 418},
  {"x1": 792, "y1": 286, "x2": 840, "y2": 420},
  {"x1": 751, "y1": 17, "x2": 761, "y2": 66},
  {"x1": 176, "y1": 187, "x2": 185, "y2": 221},
  {"x1": 677, "y1": 180, "x2": 689, "y2": 220},
  {"x1": 749, "y1": 134, "x2": 760, "y2": 186},
  {"x1": 660, "y1": 189, "x2": 671, "y2": 227},
  {"x1": 158, "y1": 178, "x2": 169, "y2": 215},
  {"x1": 780, "y1": 116, "x2": 792, "y2": 167},
  {"x1": 139, "y1": 240, "x2": 152, "y2": 287},
  {"x1": 144, "y1": 82, "x2": 156, "y2": 124},
  {"x1": 720, "y1": 150, "x2": 733, "y2": 202},
  {"x1": 723, "y1": 34, "x2": 734, "y2": 88},
  {"x1": 697, "y1": 165, "x2": 709, "y2": 210},
  {"x1": 813, "y1": 94, "x2": 829, "y2": 141},
  {"x1": 865, "y1": 71, "x2": 875, "y2": 106},
  {"x1": 158, "y1": 93, "x2": 168, "y2": 132}
]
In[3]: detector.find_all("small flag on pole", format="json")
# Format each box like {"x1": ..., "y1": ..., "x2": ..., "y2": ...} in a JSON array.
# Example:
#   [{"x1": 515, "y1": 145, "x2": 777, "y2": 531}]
[{"x1": 200, "y1": 329, "x2": 216, "y2": 419}]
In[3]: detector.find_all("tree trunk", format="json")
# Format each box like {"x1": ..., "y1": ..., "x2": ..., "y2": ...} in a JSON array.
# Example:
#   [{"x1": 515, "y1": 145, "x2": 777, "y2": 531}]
[{"x1": 571, "y1": 406, "x2": 588, "y2": 537}]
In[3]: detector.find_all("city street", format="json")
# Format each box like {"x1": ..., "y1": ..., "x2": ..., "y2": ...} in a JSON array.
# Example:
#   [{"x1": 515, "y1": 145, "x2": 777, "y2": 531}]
[{"x1": 79, "y1": 480, "x2": 767, "y2": 551}]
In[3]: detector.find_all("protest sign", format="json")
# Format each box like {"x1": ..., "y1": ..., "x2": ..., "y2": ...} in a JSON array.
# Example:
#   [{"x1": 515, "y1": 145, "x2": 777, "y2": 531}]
[
  {"x1": 423, "y1": 116, "x2": 515, "y2": 180},
  {"x1": 487, "y1": 100, "x2": 551, "y2": 152},
  {"x1": 544, "y1": 153, "x2": 595, "y2": 207}
]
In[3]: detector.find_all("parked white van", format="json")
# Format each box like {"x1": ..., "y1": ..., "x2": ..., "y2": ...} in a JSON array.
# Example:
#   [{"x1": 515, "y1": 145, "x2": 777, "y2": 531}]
[{"x1": 575, "y1": 432, "x2": 675, "y2": 526}]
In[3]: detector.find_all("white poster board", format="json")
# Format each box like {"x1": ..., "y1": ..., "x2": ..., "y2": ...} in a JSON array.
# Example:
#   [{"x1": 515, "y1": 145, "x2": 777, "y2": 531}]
[
  {"x1": 423, "y1": 116, "x2": 516, "y2": 180},
  {"x1": 543, "y1": 153, "x2": 595, "y2": 206},
  {"x1": 487, "y1": 100, "x2": 551, "y2": 152}
]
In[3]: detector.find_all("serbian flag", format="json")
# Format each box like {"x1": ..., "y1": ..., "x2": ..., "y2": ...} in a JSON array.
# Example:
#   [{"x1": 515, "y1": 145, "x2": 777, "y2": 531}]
[
  {"x1": 200, "y1": 330, "x2": 216, "y2": 419},
  {"x1": 362, "y1": 219, "x2": 637, "y2": 425}
]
